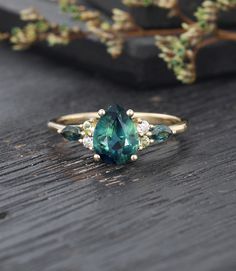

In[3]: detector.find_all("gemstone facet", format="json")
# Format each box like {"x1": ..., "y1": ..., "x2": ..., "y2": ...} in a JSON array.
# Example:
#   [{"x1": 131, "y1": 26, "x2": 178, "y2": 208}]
[
  {"x1": 93, "y1": 105, "x2": 139, "y2": 164},
  {"x1": 61, "y1": 125, "x2": 81, "y2": 141},
  {"x1": 151, "y1": 124, "x2": 172, "y2": 143}
]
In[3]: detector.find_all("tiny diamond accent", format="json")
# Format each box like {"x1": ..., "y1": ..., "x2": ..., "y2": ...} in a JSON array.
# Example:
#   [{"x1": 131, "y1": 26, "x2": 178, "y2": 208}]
[
  {"x1": 83, "y1": 121, "x2": 95, "y2": 136},
  {"x1": 83, "y1": 136, "x2": 93, "y2": 149},
  {"x1": 137, "y1": 120, "x2": 150, "y2": 135}
]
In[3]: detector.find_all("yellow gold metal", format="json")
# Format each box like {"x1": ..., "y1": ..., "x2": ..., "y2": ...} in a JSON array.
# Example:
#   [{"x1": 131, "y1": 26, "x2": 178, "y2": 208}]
[
  {"x1": 48, "y1": 112, "x2": 187, "y2": 135},
  {"x1": 137, "y1": 118, "x2": 142, "y2": 124}
]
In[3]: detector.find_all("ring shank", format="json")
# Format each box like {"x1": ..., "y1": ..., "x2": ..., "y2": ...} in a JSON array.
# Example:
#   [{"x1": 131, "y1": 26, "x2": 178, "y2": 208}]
[{"x1": 48, "y1": 112, "x2": 187, "y2": 134}]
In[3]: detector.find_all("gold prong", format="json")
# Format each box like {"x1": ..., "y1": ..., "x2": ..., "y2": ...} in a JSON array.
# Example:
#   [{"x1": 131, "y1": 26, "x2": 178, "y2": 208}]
[
  {"x1": 126, "y1": 109, "x2": 134, "y2": 117},
  {"x1": 137, "y1": 118, "x2": 142, "y2": 124},
  {"x1": 131, "y1": 154, "x2": 138, "y2": 161},
  {"x1": 146, "y1": 131, "x2": 152, "y2": 137},
  {"x1": 85, "y1": 130, "x2": 92, "y2": 136},
  {"x1": 79, "y1": 124, "x2": 83, "y2": 128},
  {"x1": 79, "y1": 139, "x2": 83, "y2": 143},
  {"x1": 150, "y1": 124, "x2": 154, "y2": 129},
  {"x1": 150, "y1": 139, "x2": 154, "y2": 144},
  {"x1": 98, "y1": 109, "x2": 106, "y2": 117},
  {"x1": 57, "y1": 129, "x2": 63, "y2": 134},
  {"x1": 94, "y1": 154, "x2": 101, "y2": 162}
]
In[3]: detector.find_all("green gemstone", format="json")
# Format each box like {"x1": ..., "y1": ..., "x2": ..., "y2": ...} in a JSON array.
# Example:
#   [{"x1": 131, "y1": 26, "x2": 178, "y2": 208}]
[
  {"x1": 151, "y1": 124, "x2": 172, "y2": 143},
  {"x1": 61, "y1": 125, "x2": 81, "y2": 141},
  {"x1": 93, "y1": 105, "x2": 139, "y2": 165}
]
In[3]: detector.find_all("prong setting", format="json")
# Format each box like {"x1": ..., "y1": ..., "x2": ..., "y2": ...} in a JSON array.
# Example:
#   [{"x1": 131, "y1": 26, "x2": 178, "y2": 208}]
[
  {"x1": 126, "y1": 109, "x2": 134, "y2": 117},
  {"x1": 131, "y1": 154, "x2": 138, "y2": 162},
  {"x1": 98, "y1": 109, "x2": 106, "y2": 117}
]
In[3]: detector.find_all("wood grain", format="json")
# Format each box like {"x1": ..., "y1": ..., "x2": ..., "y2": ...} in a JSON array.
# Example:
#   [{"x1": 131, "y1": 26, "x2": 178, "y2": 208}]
[{"x1": 0, "y1": 44, "x2": 236, "y2": 271}]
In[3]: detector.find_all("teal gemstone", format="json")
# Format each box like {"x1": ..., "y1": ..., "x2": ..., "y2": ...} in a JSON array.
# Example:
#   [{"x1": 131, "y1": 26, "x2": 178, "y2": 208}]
[
  {"x1": 93, "y1": 105, "x2": 139, "y2": 165},
  {"x1": 151, "y1": 124, "x2": 172, "y2": 143},
  {"x1": 61, "y1": 125, "x2": 81, "y2": 141}
]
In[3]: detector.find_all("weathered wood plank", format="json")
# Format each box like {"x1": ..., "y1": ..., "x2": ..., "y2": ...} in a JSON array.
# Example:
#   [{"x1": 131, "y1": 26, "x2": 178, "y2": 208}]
[{"x1": 0, "y1": 42, "x2": 236, "y2": 271}]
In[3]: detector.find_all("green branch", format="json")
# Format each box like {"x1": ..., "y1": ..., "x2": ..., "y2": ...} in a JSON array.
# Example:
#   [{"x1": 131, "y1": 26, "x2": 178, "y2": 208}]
[{"x1": 0, "y1": 0, "x2": 236, "y2": 84}]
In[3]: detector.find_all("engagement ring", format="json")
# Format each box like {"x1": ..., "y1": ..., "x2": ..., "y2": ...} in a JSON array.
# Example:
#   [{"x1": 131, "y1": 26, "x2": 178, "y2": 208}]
[{"x1": 48, "y1": 105, "x2": 187, "y2": 165}]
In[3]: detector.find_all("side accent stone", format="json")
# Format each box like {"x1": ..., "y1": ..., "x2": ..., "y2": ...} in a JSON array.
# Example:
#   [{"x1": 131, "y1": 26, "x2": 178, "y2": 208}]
[
  {"x1": 151, "y1": 124, "x2": 172, "y2": 143},
  {"x1": 61, "y1": 125, "x2": 81, "y2": 141}
]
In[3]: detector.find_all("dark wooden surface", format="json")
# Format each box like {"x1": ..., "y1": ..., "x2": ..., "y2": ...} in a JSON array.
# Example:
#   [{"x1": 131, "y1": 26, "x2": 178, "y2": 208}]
[{"x1": 0, "y1": 42, "x2": 236, "y2": 271}]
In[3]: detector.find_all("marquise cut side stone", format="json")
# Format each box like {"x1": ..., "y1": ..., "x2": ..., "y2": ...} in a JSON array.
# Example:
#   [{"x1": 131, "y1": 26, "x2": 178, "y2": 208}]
[
  {"x1": 61, "y1": 125, "x2": 81, "y2": 141},
  {"x1": 151, "y1": 124, "x2": 172, "y2": 143}
]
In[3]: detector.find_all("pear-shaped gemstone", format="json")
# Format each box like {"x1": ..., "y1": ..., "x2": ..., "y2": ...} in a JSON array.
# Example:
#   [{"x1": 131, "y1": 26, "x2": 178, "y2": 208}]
[{"x1": 93, "y1": 105, "x2": 139, "y2": 164}]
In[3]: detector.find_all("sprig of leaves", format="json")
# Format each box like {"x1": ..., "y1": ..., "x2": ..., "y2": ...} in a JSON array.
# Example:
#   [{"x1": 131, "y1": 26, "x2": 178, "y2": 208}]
[
  {"x1": 59, "y1": 0, "x2": 137, "y2": 57},
  {"x1": 0, "y1": 0, "x2": 236, "y2": 84},
  {"x1": 155, "y1": 0, "x2": 236, "y2": 84},
  {"x1": 122, "y1": 0, "x2": 177, "y2": 9},
  {"x1": 7, "y1": 7, "x2": 83, "y2": 50}
]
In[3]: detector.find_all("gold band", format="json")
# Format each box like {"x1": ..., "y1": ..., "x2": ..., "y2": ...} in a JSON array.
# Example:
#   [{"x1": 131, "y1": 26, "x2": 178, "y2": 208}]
[{"x1": 48, "y1": 112, "x2": 187, "y2": 134}]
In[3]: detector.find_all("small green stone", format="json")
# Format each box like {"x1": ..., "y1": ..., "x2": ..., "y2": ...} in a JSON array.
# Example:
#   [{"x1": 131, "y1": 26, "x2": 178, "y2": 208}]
[
  {"x1": 151, "y1": 125, "x2": 172, "y2": 143},
  {"x1": 61, "y1": 125, "x2": 81, "y2": 141}
]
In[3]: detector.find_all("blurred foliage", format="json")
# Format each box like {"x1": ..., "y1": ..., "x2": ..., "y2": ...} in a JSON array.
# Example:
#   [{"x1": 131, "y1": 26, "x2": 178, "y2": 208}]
[{"x1": 0, "y1": 0, "x2": 236, "y2": 84}]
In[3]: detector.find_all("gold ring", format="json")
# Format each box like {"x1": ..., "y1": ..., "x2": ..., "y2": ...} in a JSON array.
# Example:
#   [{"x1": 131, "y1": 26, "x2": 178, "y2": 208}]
[{"x1": 48, "y1": 105, "x2": 187, "y2": 165}]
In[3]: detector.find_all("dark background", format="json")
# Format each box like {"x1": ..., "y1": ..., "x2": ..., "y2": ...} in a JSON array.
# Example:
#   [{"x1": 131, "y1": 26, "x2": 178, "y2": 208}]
[{"x1": 0, "y1": 1, "x2": 236, "y2": 271}]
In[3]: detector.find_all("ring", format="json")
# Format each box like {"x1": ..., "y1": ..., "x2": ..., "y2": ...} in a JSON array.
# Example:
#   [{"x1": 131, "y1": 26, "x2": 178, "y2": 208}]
[{"x1": 48, "y1": 105, "x2": 187, "y2": 165}]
